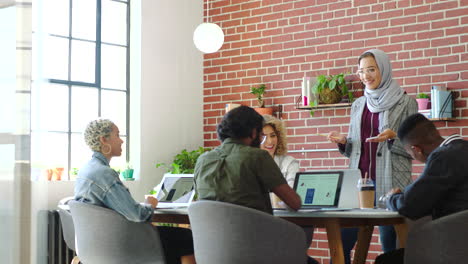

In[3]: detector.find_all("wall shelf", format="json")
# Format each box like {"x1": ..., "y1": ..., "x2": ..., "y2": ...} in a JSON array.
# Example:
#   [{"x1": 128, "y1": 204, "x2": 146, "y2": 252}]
[
  {"x1": 295, "y1": 95, "x2": 353, "y2": 110},
  {"x1": 296, "y1": 98, "x2": 456, "y2": 122},
  {"x1": 428, "y1": 117, "x2": 456, "y2": 122},
  {"x1": 296, "y1": 102, "x2": 352, "y2": 110},
  {"x1": 418, "y1": 109, "x2": 456, "y2": 122}
]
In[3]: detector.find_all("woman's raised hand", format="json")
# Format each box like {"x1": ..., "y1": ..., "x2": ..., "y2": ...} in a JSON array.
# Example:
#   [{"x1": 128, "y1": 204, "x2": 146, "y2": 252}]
[
  {"x1": 365, "y1": 128, "x2": 397, "y2": 143},
  {"x1": 327, "y1": 131, "x2": 347, "y2": 144}
]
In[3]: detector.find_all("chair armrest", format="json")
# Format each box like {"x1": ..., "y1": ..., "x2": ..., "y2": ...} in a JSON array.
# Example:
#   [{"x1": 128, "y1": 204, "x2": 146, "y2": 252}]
[{"x1": 405, "y1": 210, "x2": 468, "y2": 264}]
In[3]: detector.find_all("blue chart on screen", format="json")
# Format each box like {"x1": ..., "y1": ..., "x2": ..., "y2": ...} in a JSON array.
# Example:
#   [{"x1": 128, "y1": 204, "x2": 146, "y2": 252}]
[{"x1": 305, "y1": 189, "x2": 315, "y2": 204}]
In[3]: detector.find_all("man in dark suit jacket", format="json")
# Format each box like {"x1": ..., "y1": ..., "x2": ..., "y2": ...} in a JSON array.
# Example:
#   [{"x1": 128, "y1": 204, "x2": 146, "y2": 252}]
[{"x1": 376, "y1": 113, "x2": 468, "y2": 263}]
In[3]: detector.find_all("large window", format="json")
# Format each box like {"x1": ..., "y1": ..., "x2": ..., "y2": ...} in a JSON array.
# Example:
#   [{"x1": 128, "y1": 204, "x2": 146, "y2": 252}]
[{"x1": 31, "y1": 0, "x2": 130, "y2": 181}]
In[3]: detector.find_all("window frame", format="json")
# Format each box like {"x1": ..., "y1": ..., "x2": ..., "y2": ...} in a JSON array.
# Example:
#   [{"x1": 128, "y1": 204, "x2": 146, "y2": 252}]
[{"x1": 31, "y1": 0, "x2": 131, "y2": 180}]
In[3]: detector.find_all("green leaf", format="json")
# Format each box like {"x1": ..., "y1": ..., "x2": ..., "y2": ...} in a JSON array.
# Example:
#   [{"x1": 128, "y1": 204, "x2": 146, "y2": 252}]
[
  {"x1": 416, "y1": 93, "x2": 429, "y2": 99},
  {"x1": 317, "y1": 75, "x2": 326, "y2": 82},
  {"x1": 171, "y1": 163, "x2": 181, "y2": 174},
  {"x1": 329, "y1": 80, "x2": 337, "y2": 90},
  {"x1": 309, "y1": 100, "x2": 318, "y2": 116},
  {"x1": 338, "y1": 75, "x2": 345, "y2": 85},
  {"x1": 312, "y1": 82, "x2": 320, "y2": 94},
  {"x1": 342, "y1": 85, "x2": 348, "y2": 94}
]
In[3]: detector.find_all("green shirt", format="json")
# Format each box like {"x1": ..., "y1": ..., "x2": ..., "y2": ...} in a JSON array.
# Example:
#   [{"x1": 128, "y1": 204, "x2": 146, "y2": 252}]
[{"x1": 194, "y1": 138, "x2": 287, "y2": 214}]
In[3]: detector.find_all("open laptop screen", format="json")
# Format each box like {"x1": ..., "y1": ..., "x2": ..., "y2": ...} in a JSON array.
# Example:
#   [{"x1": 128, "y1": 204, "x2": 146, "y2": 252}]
[
  {"x1": 155, "y1": 175, "x2": 195, "y2": 205},
  {"x1": 293, "y1": 171, "x2": 344, "y2": 208}
]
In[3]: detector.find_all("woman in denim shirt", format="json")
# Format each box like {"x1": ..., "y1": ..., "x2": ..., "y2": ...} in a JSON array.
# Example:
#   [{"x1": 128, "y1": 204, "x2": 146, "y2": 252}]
[{"x1": 75, "y1": 119, "x2": 196, "y2": 264}]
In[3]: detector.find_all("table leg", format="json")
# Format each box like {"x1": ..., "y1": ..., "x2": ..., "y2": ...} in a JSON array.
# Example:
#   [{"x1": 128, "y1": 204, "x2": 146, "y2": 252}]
[
  {"x1": 325, "y1": 219, "x2": 345, "y2": 264},
  {"x1": 394, "y1": 223, "x2": 408, "y2": 248},
  {"x1": 352, "y1": 225, "x2": 374, "y2": 264}
]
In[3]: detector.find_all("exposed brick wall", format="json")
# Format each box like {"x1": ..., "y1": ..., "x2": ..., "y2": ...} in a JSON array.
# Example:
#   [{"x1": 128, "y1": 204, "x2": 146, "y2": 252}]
[{"x1": 202, "y1": 0, "x2": 468, "y2": 263}]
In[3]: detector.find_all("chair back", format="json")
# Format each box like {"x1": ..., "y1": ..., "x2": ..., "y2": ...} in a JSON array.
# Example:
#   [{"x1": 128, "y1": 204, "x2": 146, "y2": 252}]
[
  {"x1": 405, "y1": 209, "x2": 468, "y2": 264},
  {"x1": 69, "y1": 201, "x2": 166, "y2": 264},
  {"x1": 188, "y1": 200, "x2": 307, "y2": 264},
  {"x1": 58, "y1": 205, "x2": 76, "y2": 251}
]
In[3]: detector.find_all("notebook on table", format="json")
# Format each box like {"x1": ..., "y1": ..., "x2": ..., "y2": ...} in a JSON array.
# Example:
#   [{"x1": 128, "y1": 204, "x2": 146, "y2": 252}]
[{"x1": 153, "y1": 174, "x2": 196, "y2": 208}]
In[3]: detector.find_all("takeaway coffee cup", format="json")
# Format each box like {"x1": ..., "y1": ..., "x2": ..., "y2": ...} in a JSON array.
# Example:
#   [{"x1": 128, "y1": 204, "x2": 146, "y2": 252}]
[{"x1": 357, "y1": 178, "x2": 375, "y2": 209}]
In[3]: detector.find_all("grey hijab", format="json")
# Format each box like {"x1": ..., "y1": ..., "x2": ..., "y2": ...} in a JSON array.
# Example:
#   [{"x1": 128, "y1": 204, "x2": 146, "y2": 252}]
[{"x1": 362, "y1": 49, "x2": 404, "y2": 113}]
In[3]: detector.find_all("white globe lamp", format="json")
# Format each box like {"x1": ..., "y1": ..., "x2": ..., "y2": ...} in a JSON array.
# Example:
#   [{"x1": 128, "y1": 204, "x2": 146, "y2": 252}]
[{"x1": 193, "y1": 22, "x2": 224, "y2": 54}]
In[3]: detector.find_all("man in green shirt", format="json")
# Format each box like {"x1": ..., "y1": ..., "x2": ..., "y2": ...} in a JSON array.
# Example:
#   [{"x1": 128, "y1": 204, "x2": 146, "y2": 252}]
[
  {"x1": 194, "y1": 106, "x2": 318, "y2": 264},
  {"x1": 194, "y1": 105, "x2": 301, "y2": 214}
]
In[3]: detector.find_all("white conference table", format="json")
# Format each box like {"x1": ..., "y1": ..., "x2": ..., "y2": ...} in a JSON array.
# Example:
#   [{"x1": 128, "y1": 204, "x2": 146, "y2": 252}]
[{"x1": 152, "y1": 207, "x2": 408, "y2": 264}]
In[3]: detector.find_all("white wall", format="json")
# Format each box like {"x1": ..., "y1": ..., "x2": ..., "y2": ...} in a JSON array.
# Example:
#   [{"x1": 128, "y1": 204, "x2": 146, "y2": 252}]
[
  {"x1": 28, "y1": 0, "x2": 203, "y2": 262},
  {"x1": 133, "y1": 0, "x2": 204, "y2": 198}
]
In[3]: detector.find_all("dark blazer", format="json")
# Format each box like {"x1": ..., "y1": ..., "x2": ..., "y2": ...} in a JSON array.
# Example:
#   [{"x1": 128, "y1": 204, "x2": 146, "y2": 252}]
[{"x1": 388, "y1": 136, "x2": 468, "y2": 220}]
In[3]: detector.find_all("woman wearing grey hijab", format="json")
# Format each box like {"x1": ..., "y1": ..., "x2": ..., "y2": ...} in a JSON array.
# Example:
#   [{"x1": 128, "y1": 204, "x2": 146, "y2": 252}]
[{"x1": 326, "y1": 49, "x2": 417, "y2": 264}]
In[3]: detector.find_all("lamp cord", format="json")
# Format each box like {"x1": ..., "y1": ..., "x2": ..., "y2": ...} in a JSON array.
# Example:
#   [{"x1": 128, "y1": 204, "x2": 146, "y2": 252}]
[{"x1": 207, "y1": 0, "x2": 210, "y2": 23}]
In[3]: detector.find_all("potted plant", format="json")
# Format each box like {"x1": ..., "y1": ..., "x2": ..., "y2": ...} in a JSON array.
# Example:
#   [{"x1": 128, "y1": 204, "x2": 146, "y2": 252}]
[
  {"x1": 311, "y1": 73, "x2": 353, "y2": 106},
  {"x1": 309, "y1": 73, "x2": 354, "y2": 116},
  {"x1": 250, "y1": 84, "x2": 274, "y2": 115},
  {"x1": 416, "y1": 92, "x2": 430, "y2": 110},
  {"x1": 69, "y1": 167, "x2": 79, "y2": 180},
  {"x1": 153, "y1": 147, "x2": 210, "y2": 199},
  {"x1": 156, "y1": 147, "x2": 211, "y2": 174},
  {"x1": 121, "y1": 163, "x2": 135, "y2": 181},
  {"x1": 46, "y1": 167, "x2": 64, "y2": 181}
]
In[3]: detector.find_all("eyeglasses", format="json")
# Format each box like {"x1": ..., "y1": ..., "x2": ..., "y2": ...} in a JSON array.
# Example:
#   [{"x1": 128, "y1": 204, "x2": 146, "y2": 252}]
[{"x1": 356, "y1": 68, "x2": 378, "y2": 76}]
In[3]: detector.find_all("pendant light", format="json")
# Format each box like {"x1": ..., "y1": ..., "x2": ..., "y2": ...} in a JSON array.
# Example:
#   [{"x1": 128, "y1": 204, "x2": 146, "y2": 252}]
[{"x1": 193, "y1": 0, "x2": 224, "y2": 54}]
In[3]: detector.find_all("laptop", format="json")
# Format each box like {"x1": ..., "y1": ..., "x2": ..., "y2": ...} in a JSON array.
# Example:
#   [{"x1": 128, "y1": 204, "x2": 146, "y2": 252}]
[
  {"x1": 337, "y1": 169, "x2": 361, "y2": 208},
  {"x1": 285, "y1": 169, "x2": 360, "y2": 211},
  {"x1": 153, "y1": 174, "x2": 196, "y2": 208}
]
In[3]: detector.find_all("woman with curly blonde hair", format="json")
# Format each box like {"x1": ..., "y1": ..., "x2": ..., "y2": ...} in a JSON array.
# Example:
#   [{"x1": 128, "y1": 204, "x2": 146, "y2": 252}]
[
  {"x1": 75, "y1": 118, "x2": 196, "y2": 264},
  {"x1": 261, "y1": 115, "x2": 315, "y2": 252},
  {"x1": 261, "y1": 115, "x2": 299, "y2": 187}
]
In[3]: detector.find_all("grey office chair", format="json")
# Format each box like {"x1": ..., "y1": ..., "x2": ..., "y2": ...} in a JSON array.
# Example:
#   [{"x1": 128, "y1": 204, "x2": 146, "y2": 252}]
[
  {"x1": 405, "y1": 209, "x2": 468, "y2": 264},
  {"x1": 57, "y1": 204, "x2": 80, "y2": 264},
  {"x1": 68, "y1": 201, "x2": 166, "y2": 264},
  {"x1": 188, "y1": 200, "x2": 308, "y2": 264}
]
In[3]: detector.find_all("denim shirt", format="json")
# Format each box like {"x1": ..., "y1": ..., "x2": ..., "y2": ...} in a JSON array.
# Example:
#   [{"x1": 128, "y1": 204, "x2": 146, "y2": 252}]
[{"x1": 75, "y1": 152, "x2": 153, "y2": 222}]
